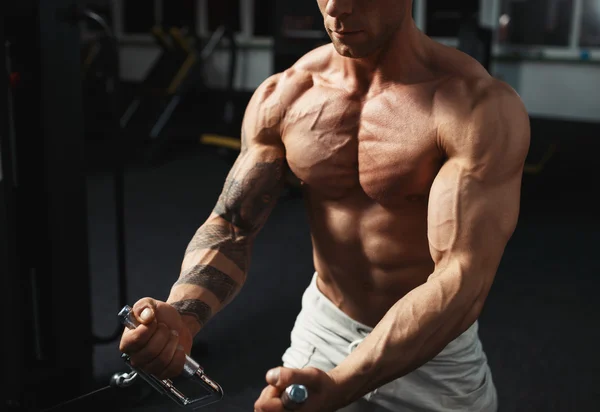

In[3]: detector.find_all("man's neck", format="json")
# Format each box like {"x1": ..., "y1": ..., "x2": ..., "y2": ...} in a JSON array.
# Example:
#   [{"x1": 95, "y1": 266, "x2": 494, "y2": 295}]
[{"x1": 337, "y1": 20, "x2": 432, "y2": 92}]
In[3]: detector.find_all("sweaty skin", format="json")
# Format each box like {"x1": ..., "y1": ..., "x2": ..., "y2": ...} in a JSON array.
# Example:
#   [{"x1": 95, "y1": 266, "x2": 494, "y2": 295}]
[{"x1": 166, "y1": 0, "x2": 530, "y2": 407}]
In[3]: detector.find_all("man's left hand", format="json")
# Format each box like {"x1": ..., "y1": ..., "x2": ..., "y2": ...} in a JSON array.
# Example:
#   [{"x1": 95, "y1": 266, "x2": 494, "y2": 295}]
[{"x1": 254, "y1": 366, "x2": 342, "y2": 412}]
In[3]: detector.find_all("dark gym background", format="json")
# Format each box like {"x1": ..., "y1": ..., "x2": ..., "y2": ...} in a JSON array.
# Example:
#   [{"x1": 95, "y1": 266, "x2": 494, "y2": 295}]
[{"x1": 2, "y1": 1, "x2": 599, "y2": 411}]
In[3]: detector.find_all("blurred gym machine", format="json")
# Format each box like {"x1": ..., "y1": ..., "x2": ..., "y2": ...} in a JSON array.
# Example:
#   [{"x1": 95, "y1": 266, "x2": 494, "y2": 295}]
[
  {"x1": 119, "y1": 24, "x2": 238, "y2": 165},
  {"x1": 1, "y1": 19, "x2": 24, "y2": 412},
  {"x1": 3, "y1": 1, "x2": 93, "y2": 410},
  {"x1": 273, "y1": 0, "x2": 329, "y2": 73},
  {"x1": 80, "y1": 7, "x2": 120, "y2": 145},
  {"x1": 457, "y1": 11, "x2": 493, "y2": 72}
]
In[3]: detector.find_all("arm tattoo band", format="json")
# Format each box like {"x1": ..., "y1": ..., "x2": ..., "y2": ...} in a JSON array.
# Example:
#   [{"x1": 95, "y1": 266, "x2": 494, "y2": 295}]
[
  {"x1": 170, "y1": 299, "x2": 212, "y2": 327},
  {"x1": 213, "y1": 159, "x2": 284, "y2": 236},
  {"x1": 174, "y1": 264, "x2": 238, "y2": 304},
  {"x1": 185, "y1": 224, "x2": 249, "y2": 273}
]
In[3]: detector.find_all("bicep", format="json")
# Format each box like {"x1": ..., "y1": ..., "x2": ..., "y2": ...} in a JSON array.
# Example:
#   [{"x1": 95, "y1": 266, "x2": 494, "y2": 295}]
[
  {"x1": 427, "y1": 159, "x2": 522, "y2": 276},
  {"x1": 428, "y1": 82, "x2": 529, "y2": 284}
]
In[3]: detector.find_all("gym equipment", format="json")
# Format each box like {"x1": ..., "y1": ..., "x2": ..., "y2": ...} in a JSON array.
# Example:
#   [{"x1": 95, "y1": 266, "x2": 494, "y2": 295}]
[
  {"x1": 2, "y1": 19, "x2": 24, "y2": 412},
  {"x1": 76, "y1": 6, "x2": 132, "y2": 346},
  {"x1": 118, "y1": 305, "x2": 225, "y2": 408},
  {"x1": 457, "y1": 12, "x2": 493, "y2": 72},
  {"x1": 200, "y1": 134, "x2": 242, "y2": 151},
  {"x1": 3, "y1": 1, "x2": 94, "y2": 410},
  {"x1": 80, "y1": 11, "x2": 119, "y2": 143},
  {"x1": 120, "y1": 24, "x2": 238, "y2": 164},
  {"x1": 116, "y1": 305, "x2": 309, "y2": 410},
  {"x1": 281, "y1": 384, "x2": 309, "y2": 410},
  {"x1": 119, "y1": 26, "x2": 202, "y2": 137},
  {"x1": 425, "y1": 1, "x2": 479, "y2": 38},
  {"x1": 38, "y1": 303, "x2": 308, "y2": 411},
  {"x1": 274, "y1": 1, "x2": 329, "y2": 73}
]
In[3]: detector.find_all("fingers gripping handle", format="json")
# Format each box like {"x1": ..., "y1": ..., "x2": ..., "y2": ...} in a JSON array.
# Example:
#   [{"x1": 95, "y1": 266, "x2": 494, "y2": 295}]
[
  {"x1": 118, "y1": 305, "x2": 307, "y2": 409},
  {"x1": 118, "y1": 305, "x2": 202, "y2": 378},
  {"x1": 118, "y1": 305, "x2": 223, "y2": 409}
]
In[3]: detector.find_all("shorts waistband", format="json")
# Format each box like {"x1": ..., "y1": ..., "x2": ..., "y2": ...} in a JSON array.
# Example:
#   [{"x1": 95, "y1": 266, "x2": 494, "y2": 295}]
[{"x1": 303, "y1": 272, "x2": 374, "y2": 338}]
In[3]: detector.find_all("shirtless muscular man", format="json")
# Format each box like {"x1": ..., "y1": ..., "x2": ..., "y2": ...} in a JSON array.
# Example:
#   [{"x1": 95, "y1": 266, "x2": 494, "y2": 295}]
[{"x1": 119, "y1": 1, "x2": 530, "y2": 411}]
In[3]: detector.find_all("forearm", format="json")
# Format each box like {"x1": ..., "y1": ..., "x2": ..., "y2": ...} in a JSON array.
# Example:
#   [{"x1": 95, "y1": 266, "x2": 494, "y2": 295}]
[
  {"x1": 329, "y1": 266, "x2": 487, "y2": 407},
  {"x1": 166, "y1": 139, "x2": 285, "y2": 335},
  {"x1": 167, "y1": 214, "x2": 254, "y2": 336}
]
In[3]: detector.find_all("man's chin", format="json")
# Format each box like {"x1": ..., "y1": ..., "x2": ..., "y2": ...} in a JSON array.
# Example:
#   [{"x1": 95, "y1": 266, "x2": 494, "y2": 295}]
[{"x1": 332, "y1": 42, "x2": 369, "y2": 59}]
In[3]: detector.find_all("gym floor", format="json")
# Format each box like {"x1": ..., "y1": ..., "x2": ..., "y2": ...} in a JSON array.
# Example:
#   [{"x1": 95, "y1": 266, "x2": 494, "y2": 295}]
[{"x1": 83, "y1": 124, "x2": 599, "y2": 411}]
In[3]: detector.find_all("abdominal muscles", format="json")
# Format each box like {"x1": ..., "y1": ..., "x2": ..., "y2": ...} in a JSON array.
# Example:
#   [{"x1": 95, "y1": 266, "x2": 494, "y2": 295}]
[{"x1": 303, "y1": 191, "x2": 435, "y2": 325}]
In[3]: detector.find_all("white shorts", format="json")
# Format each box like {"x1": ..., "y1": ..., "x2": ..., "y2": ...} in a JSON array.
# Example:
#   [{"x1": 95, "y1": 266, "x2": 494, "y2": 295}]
[{"x1": 282, "y1": 273, "x2": 498, "y2": 412}]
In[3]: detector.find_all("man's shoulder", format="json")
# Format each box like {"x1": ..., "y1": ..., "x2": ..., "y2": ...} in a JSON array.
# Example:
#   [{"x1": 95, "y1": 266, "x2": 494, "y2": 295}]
[
  {"x1": 290, "y1": 43, "x2": 335, "y2": 73},
  {"x1": 272, "y1": 44, "x2": 333, "y2": 90},
  {"x1": 246, "y1": 45, "x2": 333, "y2": 140},
  {"x1": 434, "y1": 72, "x2": 530, "y2": 163},
  {"x1": 433, "y1": 69, "x2": 526, "y2": 126},
  {"x1": 254, "y1": 44, "x2": 333, "y2": 111}
]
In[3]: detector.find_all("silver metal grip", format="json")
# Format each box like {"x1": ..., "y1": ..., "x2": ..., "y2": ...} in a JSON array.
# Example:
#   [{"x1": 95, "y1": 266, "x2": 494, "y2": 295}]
[
  {"x1": 118, "y1": 305, "x2": 224, "y2": 409},
  {"x1": 118, "y1": 305, "x2": 201, "y2": 377},
  {"x1": 281, "y1": 384, "x2": 308, "y2": 410},
  {"x1": 118, "y1": 305, "x2": 140, "y2": 329}
]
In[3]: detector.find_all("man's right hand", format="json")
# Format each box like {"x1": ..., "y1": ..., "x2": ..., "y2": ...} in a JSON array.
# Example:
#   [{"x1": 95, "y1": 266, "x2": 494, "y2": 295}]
[{"x1": 119, "y1": 297, "x2": 194, "y2": 379}]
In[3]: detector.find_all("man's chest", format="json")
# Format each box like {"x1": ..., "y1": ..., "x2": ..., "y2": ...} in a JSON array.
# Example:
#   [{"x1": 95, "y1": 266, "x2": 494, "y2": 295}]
[{"x1": 282, "y1": 88, "x2": 443, "y2": 205}]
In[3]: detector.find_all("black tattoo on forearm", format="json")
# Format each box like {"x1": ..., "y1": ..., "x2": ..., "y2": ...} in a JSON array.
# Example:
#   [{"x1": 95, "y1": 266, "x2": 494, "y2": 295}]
[
  {"x1": 185, "y1": 224, "x2": 249, "y2": 272},
  {"x1": 213, "y1": 159, "x2": 284, "y2": 236},
  {"x1": 170, "y1": 299, "x2": 212, "y2": 327},
  {"x1": 175, "y1": 264, "x2": 238, "y2": 303}
]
